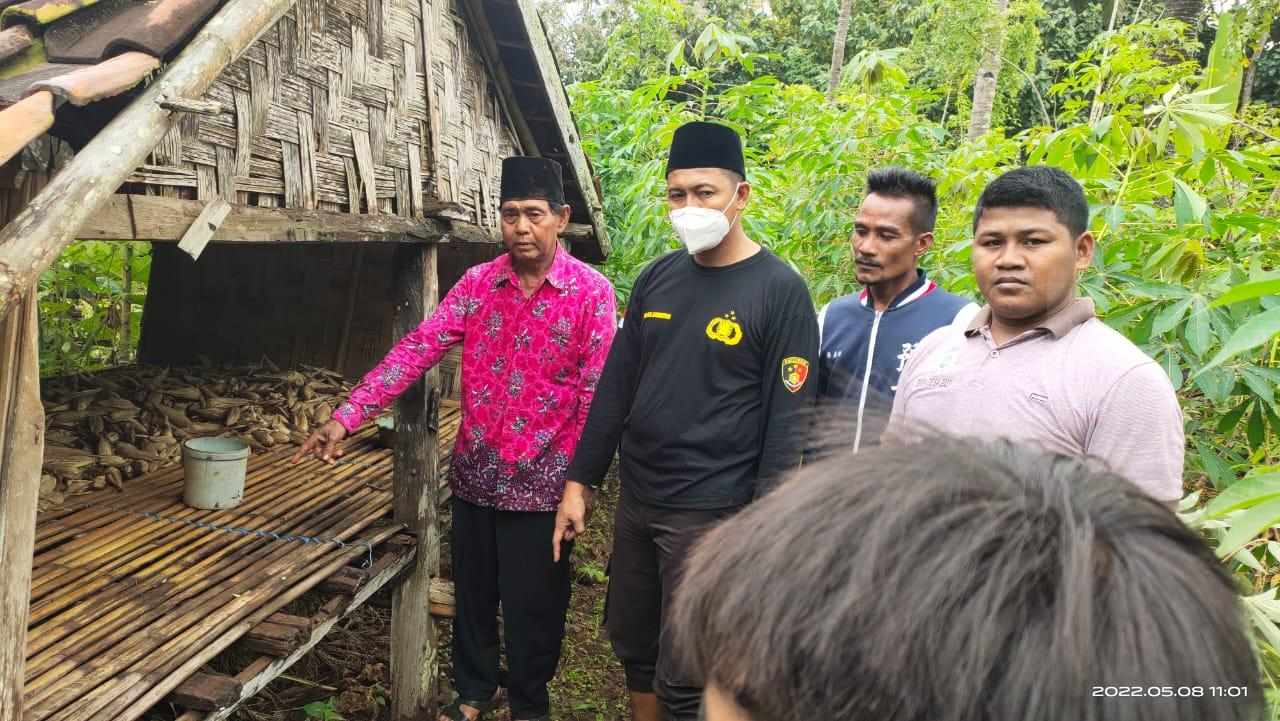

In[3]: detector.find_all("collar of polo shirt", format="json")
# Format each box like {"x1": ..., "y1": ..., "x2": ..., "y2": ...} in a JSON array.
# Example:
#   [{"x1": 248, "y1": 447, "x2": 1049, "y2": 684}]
[{"x1": 964, "y1": 297, "x2": 1097, "y2": 339}]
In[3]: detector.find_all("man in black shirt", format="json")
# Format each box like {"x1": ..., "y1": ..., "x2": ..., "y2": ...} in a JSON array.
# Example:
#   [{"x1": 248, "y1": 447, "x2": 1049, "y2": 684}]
[{"x1": 552, "y1": 121, "x2": 818, "y2": 721}]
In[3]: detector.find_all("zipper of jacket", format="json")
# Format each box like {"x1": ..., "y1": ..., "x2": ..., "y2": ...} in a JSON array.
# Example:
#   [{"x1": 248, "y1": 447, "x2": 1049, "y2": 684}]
[{"x1": 853, "y1": 309, "x2": 883, "y2": 453}]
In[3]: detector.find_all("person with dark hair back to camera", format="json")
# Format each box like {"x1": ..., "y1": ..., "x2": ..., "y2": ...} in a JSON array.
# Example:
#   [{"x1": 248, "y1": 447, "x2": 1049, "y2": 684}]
[
  {"x1": 553, "y1": 121, "x2": 819, "y2": 721},
  {"x1": 816, "y1": 168, "x2": 978, "y2": 453},
  {"x1": 889, "y1": 166, "x2": 1184, "y2": 504},
  {"x1": 670, "y1": 437, "x2": 1263, "y2": 721}
]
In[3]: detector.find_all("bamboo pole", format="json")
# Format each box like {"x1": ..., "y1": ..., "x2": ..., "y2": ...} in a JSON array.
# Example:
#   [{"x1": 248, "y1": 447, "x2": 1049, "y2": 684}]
[{"x1": 0, "y1": 0, "x2": 299, "y2": 323}]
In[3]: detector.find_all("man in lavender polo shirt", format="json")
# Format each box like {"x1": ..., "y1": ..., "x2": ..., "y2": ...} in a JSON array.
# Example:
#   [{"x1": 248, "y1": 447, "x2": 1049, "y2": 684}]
[{"x1": 889, "y1": 166, "x2": 1184, "y2": 502}]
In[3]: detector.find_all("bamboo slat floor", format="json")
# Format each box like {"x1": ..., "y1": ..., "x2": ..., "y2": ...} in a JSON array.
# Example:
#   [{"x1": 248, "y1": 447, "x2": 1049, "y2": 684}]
[{"x1": 24, "y1": 401, "x2": 462, "y2": 721}]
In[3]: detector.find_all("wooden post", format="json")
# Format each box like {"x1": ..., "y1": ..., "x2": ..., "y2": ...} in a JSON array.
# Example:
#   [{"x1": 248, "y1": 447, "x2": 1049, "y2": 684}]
[
  {"x1": 0, "y1": 164, "x2": 50, "y2": 721},
  {"x1": 0, "y1": 292, "x2": 42, "y2": 721},
  {"x1": 390, "y1": 241, "x2": 442, "y2": 721}
]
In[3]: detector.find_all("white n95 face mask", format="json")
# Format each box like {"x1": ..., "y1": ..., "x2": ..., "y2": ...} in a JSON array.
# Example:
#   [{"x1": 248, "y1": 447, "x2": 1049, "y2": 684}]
[{"x1": 669, "y1": 184, "x2": 742, "y2": 255}]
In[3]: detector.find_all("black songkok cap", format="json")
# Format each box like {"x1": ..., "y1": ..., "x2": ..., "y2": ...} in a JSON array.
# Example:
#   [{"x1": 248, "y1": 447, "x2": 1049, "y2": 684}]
[
  {"x1": 500, "y1": 156, "x2": 565, "y2": 205},
  {"x1": 665, "y1": 121, "x2": 746, "y2": 179}
]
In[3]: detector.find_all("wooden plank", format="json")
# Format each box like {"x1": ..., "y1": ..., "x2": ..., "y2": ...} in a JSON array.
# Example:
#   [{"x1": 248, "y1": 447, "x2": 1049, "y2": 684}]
[
  {"x1": 389, "y1": 241, "x2": 441, "y2": 721},
  {"x1": 177, "y1": 197, "x2": 233, "y2": 261},
  {"x1": 78, "y1": 195, "x2": 449, "y2": 243},
  {"x1": 242, "y1": 618, "x2": 307, "y2": 657},
  {"x1": 169, "y1": 672, "x2": 243, "y2": 712},
  {"x1": 0, "y1": 0, "x2": 299, "y2": 323},
  {"x1": 511, "y1": 0, "x2": 611, "y2": 256},
  {"x1": 190, "y1": 541, "x2": 417, "y2": 721},
  {"x1": 318, "y1": 567, "x2": 367, "y2": 596}
]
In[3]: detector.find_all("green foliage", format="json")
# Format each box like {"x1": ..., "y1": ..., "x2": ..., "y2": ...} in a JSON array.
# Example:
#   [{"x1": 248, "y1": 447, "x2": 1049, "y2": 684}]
[
  {"x1": 572, "y1": 8, "x2": 1279, "y2": 700},
  {"x1": 302, "y1": 698, "x2": 346, "y2": 721},
  {"x1": 37, "y1": 241, "x2": 149, "y2": 377}
]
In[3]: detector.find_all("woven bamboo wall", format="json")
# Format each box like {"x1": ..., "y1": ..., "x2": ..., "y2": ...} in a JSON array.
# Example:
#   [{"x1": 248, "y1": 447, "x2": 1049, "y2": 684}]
[
  {"x1": 139, "y1": 0, "x2": 524, "y2": 377},
  {"x1": 126, "y1": 0, "x2": 522, "y2": 228}
]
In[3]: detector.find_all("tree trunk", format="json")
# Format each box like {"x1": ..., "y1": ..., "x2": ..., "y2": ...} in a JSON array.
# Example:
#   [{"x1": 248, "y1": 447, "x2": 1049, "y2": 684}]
[
  {"x1": 1165, "y1": 0, "x2": 1204, "y2": 31},
  {"x1": 119, "y1": 243, "x2": 132, "y2": 364},
  {"x1": 1230, "y1": 39, "x2": 1266, "y2": 149},
  {"x1": 967, "y1": 0, "x2": 1010, "y2": 140},
  {"x1": 826, "y1": 0, "x2": 855, "y2": 101}
]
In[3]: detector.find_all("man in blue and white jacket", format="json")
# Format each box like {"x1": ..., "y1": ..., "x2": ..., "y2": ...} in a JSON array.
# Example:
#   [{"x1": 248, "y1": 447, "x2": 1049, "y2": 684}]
[{"x1": 817, "y1": 168, "x2": 978, "y2": 452}]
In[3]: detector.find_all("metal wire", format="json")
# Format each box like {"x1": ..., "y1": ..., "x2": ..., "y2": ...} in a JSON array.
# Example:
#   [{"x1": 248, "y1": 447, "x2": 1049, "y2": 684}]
[
  {"x1": 49, "y1": 456, "x2": 396, "y2": 568},
  {"x1": 130, "y1": 508, "x2": 376, "y2": 567}
]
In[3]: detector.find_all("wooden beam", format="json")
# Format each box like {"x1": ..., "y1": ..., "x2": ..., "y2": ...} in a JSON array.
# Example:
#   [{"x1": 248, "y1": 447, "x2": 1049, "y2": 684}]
[
  {"x1": 457, "y1": 0, "x2": 540, "y2": 155},
  {"x1": 389, "y1": 242, "x2": 442, "y2": 721},
  {"x1": 563, "y1": 222, "x2": 593, "y2": 241},
  {"x1": 77, "y1": 195, "x2": 451, "y2": 243},
  {"x1": 0, "y1": 0, "x2": 299, "y2": 324},
  {"x1": 510, "y1": 1, "x2": 611, "y2": 257}
]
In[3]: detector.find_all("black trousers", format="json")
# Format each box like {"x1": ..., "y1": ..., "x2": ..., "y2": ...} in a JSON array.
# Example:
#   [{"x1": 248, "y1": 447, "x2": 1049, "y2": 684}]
[
  {"x1": 605, "y1": 488, "x2": 739, "y2": 721},
  {"x1": 452, "y1": 497, "x2": 572, "y2": 719}
]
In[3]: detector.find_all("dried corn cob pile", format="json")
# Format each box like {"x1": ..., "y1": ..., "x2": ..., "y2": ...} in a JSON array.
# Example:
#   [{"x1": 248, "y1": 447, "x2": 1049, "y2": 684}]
[{"x1": 39, "y1": 363, "x2": 354, "y2": 509}]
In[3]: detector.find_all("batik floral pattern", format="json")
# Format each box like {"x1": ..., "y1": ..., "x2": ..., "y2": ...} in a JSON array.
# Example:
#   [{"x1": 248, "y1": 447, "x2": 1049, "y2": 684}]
[{"x1": 333, "y1": 250, "x2": 617, "y2": 511}]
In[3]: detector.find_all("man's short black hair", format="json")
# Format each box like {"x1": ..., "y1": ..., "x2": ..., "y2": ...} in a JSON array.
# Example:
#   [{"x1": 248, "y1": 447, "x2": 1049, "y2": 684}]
[
  {"x1": 973, "y1": 165, "x2": 1089, "y2": 238},
  {"x1": 671, "y1": 435, "x2": 1262, "y2": 721},
  {"x1": 865, "y1": 167, "x2": 938, "y2": 234}
]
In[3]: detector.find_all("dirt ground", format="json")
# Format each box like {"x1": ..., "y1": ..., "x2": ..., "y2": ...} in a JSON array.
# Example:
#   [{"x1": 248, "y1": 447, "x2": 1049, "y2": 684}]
[{"x1": 204, "y1": 470, "x2": 628, "y2": 721}]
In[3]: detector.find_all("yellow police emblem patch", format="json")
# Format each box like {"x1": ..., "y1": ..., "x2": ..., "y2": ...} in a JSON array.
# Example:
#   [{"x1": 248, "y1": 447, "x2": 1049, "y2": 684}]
[
  {"x1": 705, "y1": 312, "x2": 743, "y2": 346},
  {"x1": 781, "y1": 356, "x2": 810, "y2": 393}
]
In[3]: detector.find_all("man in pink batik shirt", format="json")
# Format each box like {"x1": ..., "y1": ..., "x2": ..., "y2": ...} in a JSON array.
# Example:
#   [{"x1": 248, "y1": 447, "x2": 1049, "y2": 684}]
[{"x1": 293, "y1": 157, "x2": 616, "y2": 721}]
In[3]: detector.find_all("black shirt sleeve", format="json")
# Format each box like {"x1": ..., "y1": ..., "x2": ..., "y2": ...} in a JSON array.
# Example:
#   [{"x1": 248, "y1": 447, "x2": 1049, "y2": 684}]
[
  {"x1": 566, "y1": 265, "x2": 649, "y2": 488},
  {"x1": 754, "y1": 276, "x2": 820, "y2": 497}
]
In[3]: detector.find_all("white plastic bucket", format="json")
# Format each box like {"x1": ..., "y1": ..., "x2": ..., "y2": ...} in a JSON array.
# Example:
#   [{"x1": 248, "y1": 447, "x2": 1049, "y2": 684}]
[{"x1": 182, "y1": 436, "x2": 250, "y2": 509}]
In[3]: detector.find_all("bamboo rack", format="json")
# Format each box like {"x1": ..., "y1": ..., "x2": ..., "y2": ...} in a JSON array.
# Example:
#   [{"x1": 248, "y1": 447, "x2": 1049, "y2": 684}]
[{"x1": 23, "y1": 401, "x2": 463, "y2": 721}]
